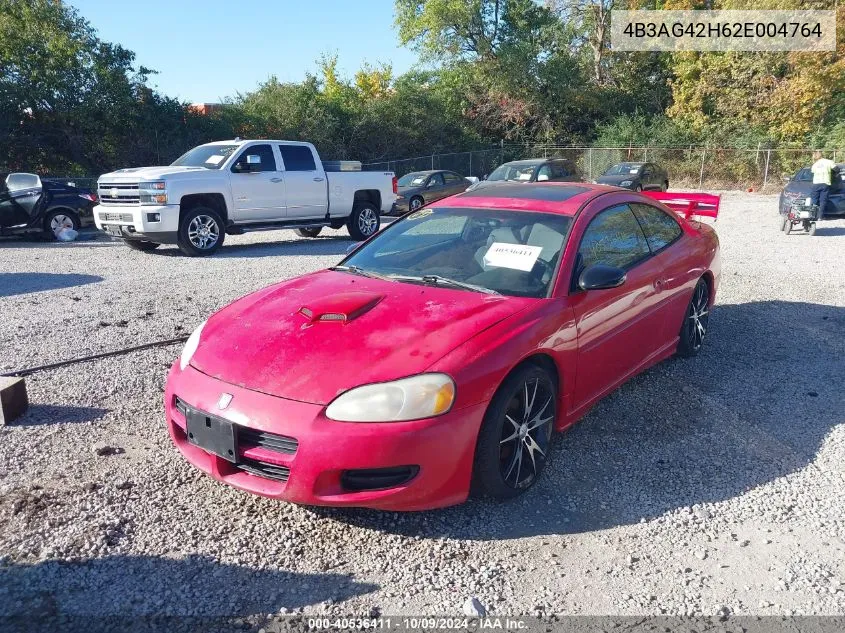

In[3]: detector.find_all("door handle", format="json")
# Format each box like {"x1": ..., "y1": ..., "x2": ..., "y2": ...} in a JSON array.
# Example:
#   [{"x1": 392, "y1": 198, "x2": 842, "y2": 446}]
[
  {"x1": 270, "y1": 177, "x2": 283, "y2": 183},
  {"x1": 313, "y1": 177, "x2": 324, "y2": 182}
]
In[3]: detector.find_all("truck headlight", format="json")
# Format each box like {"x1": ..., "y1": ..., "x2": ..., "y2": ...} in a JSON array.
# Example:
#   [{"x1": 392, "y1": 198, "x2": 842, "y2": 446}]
[
  {"x1": 139, "y1": 181, "x2": 167, "y2": 205},
  {"x1": 179, "y1": 320, "x2": 206, "y2": 370},
  {"x1": 325, "y1": 373, "x2": 456, "y2": 422},
  {"x1": 620, "y1": 180, "x2": 633, "y2": 187}
]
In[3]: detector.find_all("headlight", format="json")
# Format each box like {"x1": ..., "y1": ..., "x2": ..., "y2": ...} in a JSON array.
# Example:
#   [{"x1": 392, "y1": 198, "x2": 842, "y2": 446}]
[
  {"x1": 179, "y1": 320, "x2": 206, "y2": 370},
  {"x1": 620, "y1": 180, "x2": 633, "y2": 187},
  {"x1": 139, "y1": 181, "x2": 167, "y2": 205},
  {"x1": 325, "y1": 373, "x2": 456, "y2": 422}
]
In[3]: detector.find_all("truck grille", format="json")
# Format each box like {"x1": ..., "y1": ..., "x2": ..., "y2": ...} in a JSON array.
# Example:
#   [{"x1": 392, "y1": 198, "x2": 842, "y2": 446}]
[{"x1": 98, "y1": 182, "x2": 140, "y2": 205}]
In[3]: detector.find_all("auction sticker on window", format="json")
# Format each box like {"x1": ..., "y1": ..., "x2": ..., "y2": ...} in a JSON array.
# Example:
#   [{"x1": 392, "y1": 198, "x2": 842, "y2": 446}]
[{"x1": 483, "y1": 243, "x2": 543, "y2": 272}]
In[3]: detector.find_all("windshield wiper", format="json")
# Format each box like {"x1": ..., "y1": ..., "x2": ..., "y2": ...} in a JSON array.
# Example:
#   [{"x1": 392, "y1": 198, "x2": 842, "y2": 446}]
[
  {"x1": 390, "y1": 274, "x2": 500, "y2": 295},
  {"x1": 329, "y1": 265, "x2": 394, "y2": 282}
]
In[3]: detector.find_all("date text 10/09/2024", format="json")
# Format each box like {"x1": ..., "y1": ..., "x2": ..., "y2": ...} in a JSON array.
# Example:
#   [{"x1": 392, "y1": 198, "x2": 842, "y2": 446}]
[{"x1": 307, "y1": 617, "x2": 529, "y2": 630}]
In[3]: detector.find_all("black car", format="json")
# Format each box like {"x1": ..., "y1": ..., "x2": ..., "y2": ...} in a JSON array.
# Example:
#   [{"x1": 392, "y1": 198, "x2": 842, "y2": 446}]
[
  {"x1": 0, "y1": 173, "x2": 97, "y2": 237},
  {"x1": 595, "y1": 162, "x2": 668, "y2": 192},
  {"x1": 779, "y1": 164, "x2": 845, "y2": 217},
  {"x1": 468, "y1": 158, "x2": 580, "y2": 191},
  {"x1": 392, "y1": 170, "x2": 472, "y2": 214}
]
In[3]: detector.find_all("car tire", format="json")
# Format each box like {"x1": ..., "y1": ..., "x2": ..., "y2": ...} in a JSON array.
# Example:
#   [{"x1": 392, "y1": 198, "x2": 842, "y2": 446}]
[
  {"x1": 471, "y1": 364, "x2": 557, "y2": 501},
  {"x1": 635, "y1": 184, "x2": 643, "y2": 192},
  {"x1": 808, "y1": 222, "x2": 817, "y2": 236},
  {"x1": 661, "y1": 180, "x2": 669, "y2": 192},
  {"x1": 780, "y1": 215, "x2": 790, "y2": 232},
  {"x1": 783, "y1": 218, "x2": 792, "y2": 234},
  {"x1": 177, "y1": 206, "x2": 225, "y2": 257},
  {"x1": 409, "y1": 196, "x2": 424, "y2": 212},
  {"x1": 294, "y1": 227, "x2": 323, "y2": 238},
  {"x1": 43, "y1": 209, "x2": 80, "y2": 239},
  {"x1": 347, "y1": 201, "x2": 380, "y2": 241},
  {"x1": 124, "y1": 240, "x2": 161, "y2": 252},
  {"x1": 677, "y1": 278, "x2": 710, "y2": 358}
]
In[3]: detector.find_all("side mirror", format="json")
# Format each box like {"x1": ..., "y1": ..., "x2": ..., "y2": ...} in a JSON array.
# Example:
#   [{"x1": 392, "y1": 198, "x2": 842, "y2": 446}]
[
  {"x1": 427, "y1": 180, "x2": 438, "y2": 188},
  {"x1": 578, "y1": 264, "x2": 627, "y2": 291}
]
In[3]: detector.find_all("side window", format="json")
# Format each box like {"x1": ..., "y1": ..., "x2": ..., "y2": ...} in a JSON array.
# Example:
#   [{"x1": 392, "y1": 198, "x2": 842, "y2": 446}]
[
  {"x1": 577, "y1": 205, "x2": 651, "y2": 273},
  {"x1": 631, "y1": 203, "x2": 683, "y2": 253},
  {"x1": 443, "y1": 172, "x2": 462, "y2": 184},
  {"x1": 551, "y1": 162, "x2": 570, "y2": 178},
  {"x1": 231, "y1": 144, "x2": 276, "y2": 173},
  {"x1": 279, "y1": 145, "x2": 316, "y2": 171},
  {"x1": 6, "y1": 173, "x2": 41, "y2": 192},
  {"x1": 537, "y1": 165, "x2": 552, "y2": 181},
  {"x1": 428, "y1": 173, "x2": 445, "y2": 186}
]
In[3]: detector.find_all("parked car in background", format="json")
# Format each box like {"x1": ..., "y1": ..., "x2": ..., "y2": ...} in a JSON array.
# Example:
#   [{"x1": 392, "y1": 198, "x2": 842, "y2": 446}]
[
  {"x1": 0, "y1": 172, "x2": 96, "y2": 238},
  {"x1": 595, "y1": 162, "x2": 668, "y2": 192},
  {"x1": 392, "y1": 170, "x2": 472, "y2": 214},
  {"x1": 164, "y1": 182, "x2": 720, "y2": 510},
  {"x1": 94, "y1": 140, "x2": 397, "y2": 256},
  {"x1": 779, "y1": 164, "x2": 845, "y2": 218},
  {"x1": 467, "y1": 158, "x2": 580, "y2": 192}
]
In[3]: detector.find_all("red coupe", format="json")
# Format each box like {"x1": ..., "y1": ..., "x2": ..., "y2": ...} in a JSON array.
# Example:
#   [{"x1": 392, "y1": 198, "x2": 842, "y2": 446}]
[{"x1": 164, "y1": 183, "x2": 720, "y2": 510}]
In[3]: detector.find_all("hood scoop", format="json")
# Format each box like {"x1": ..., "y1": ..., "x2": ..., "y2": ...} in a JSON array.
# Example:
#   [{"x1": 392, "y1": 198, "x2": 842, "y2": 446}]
[{"x1": 298, "y1": 292, "x2": 383, "y2": 324}]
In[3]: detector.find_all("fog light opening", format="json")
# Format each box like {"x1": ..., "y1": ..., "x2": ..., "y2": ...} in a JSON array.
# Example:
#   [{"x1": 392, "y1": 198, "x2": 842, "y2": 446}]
[{"x1": 340, "y1": 466, "x2": 420, "y2": 492}]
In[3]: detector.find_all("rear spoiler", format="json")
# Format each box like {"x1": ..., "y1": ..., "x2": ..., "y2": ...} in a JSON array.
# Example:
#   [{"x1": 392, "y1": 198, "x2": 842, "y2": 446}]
[{"x1": 641, "y1": 192, "x2": 721, "y2": 220}]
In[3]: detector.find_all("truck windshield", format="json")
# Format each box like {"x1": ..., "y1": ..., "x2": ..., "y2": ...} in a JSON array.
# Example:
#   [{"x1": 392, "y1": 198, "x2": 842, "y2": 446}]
[{"x1": 171, "y1": 145, "x2": 240, "y2": 170}]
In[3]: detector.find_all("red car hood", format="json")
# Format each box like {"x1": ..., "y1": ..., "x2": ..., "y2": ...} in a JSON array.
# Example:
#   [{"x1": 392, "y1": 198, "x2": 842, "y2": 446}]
[{"x1": 190, "y1": 270, "x2": 529, "y2": 404}]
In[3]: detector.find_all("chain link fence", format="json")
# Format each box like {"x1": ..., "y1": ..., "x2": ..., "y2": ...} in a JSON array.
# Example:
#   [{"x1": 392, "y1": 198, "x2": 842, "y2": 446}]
[{"x1": 365, "y1": 146, "x2": 844, "y2": 193}]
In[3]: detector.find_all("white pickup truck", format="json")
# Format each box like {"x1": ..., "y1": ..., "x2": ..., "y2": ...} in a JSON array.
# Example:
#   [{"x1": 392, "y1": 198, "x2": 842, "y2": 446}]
[{"x1": 94, "y1": 139, "x2": 396, "y2": 256}]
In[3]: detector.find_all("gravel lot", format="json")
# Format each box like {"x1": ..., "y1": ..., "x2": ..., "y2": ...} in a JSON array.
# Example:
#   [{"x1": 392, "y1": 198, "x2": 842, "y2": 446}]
[{"x1": 1, "y1": 194, "x2": 844, "y2": 626}]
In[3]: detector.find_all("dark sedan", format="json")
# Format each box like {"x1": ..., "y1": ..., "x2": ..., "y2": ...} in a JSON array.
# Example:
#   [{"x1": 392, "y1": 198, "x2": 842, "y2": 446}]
[
  {"x1": 468, "y1": 158, "x2": 580, "y2": 192},
  {"x1": 595, "y1": 162, "x2": 668, "y2": 192},
  {"x1": 392, "y1": 170, "x2": 472, "y2": 214},
  {"x1": 779, "y1": 164, "x2": 845, "y2": 217},
  {"x1": 0, "y1": 173, "x2": 97, "y2": 237}
]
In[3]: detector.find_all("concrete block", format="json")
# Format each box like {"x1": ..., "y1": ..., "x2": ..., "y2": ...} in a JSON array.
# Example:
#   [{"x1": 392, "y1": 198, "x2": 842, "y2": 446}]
[{"x1": 0, "y1": 376, "x2": 28, "y2": 425}]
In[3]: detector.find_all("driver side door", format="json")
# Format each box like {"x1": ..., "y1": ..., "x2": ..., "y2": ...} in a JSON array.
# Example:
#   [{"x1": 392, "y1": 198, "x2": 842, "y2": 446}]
[
  {"x1": 568, "y1": 204, "x2": 667, "y2": 412},
  {"x1": 423, "y1": 172, "x2": 447, "y2": 204},
  {"x1": 228, "y1": 144, "x2": 286, "y2": 222}
]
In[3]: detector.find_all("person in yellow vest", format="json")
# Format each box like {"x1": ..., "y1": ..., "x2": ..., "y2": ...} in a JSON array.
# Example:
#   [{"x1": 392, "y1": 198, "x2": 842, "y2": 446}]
[{"x1": 810, "y1": 151, "x2": 836, "y2": 219}]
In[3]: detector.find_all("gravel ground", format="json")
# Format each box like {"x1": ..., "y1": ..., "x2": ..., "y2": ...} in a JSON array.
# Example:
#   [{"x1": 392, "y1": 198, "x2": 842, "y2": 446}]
[{"x1": 1, "y1": 194, "x2": 844, "y2": 626}]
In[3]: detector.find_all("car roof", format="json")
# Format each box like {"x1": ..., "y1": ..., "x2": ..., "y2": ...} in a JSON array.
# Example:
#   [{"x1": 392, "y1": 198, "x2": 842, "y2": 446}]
[
  {"x1": 612, "y1": 162, "x2": 645, "y2": 167},
  {"x1": 430, "y1": 182, "x2": 619, "y2": 216},
  {"x1": 403, "y1": 170, "x2": 439, "y2": 176}
]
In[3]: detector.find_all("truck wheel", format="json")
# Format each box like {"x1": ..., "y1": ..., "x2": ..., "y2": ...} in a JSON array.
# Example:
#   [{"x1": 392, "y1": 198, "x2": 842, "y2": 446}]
[
  {"x1": 347, "y1": 202, "x2": 380, "y2": 241},
  {"x1": 177, "y1": 206, "x2": 225, "y2": 257},
  {"x1": 295, "y1": 227, "x2": 323, "y2": 238},
  {"x1": 124, "y1": 240, "x2": 161, "y2": 252}
]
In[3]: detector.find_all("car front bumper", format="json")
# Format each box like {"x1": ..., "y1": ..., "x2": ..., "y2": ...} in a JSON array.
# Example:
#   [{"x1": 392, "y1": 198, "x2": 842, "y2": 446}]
[
  {"x1": 164, "y1": 363, "x2": 486, "y2": 510},
  {"x1": 94, "y1": 203, "x2": 180, "y2": 243}
]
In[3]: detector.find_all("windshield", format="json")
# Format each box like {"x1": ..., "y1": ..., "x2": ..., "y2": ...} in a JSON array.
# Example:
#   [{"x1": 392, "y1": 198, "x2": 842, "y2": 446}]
[
  {"x1": 171, "y1": 144, "x2": 240, "y2": 169},
  {"x1": 397, "y1": 173, "x2": 428, "y2": 187},
  {"x1": 342, "y1": 207, "x2": 572, "y2": 298},
  {"x1": 487, "y1": 163, "x2": 540, "y2": 182},
  {"x1": 604, "y1": 164, "x2": 641, "y2": 176}
]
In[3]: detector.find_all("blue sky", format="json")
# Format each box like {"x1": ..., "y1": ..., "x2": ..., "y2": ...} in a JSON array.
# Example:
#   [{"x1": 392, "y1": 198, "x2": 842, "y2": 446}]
[{"x1": 69, "y1": 0, "x2": 422, "y2": 103}]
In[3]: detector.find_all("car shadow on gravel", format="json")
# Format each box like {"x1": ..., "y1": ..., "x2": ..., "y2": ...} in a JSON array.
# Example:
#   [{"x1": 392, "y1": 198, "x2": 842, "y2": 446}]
[
  {"x1": 0, "y1": 273, "x2": 104, "y2": 298},
  {"x1": 318, "y1": 300, "x2": 845, "y2": 540},
  {"x1": 0, "y1": 554, "x2": 378, "y2": 621},
  {"x1": 10, "y1": 404, "x2": 109, "y2": 427}
]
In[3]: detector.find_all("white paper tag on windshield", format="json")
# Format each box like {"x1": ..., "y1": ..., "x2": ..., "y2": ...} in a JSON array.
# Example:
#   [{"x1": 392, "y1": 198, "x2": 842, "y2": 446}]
[
  {"x1": 483, "y1": 243, "x2": 543, "y2": 271},
  {"x1": 205, "y1": 155, "x2": 225, "y2": 165},
  {"x1": 630, "y1": 168, "x2": 639, "y2": 174}
]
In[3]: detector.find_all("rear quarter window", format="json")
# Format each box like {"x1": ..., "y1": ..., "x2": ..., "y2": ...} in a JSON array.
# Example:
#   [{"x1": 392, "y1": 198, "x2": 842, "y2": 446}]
[{"x1": 631, "y1": 203, "x2": 683, "y2": 253}]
